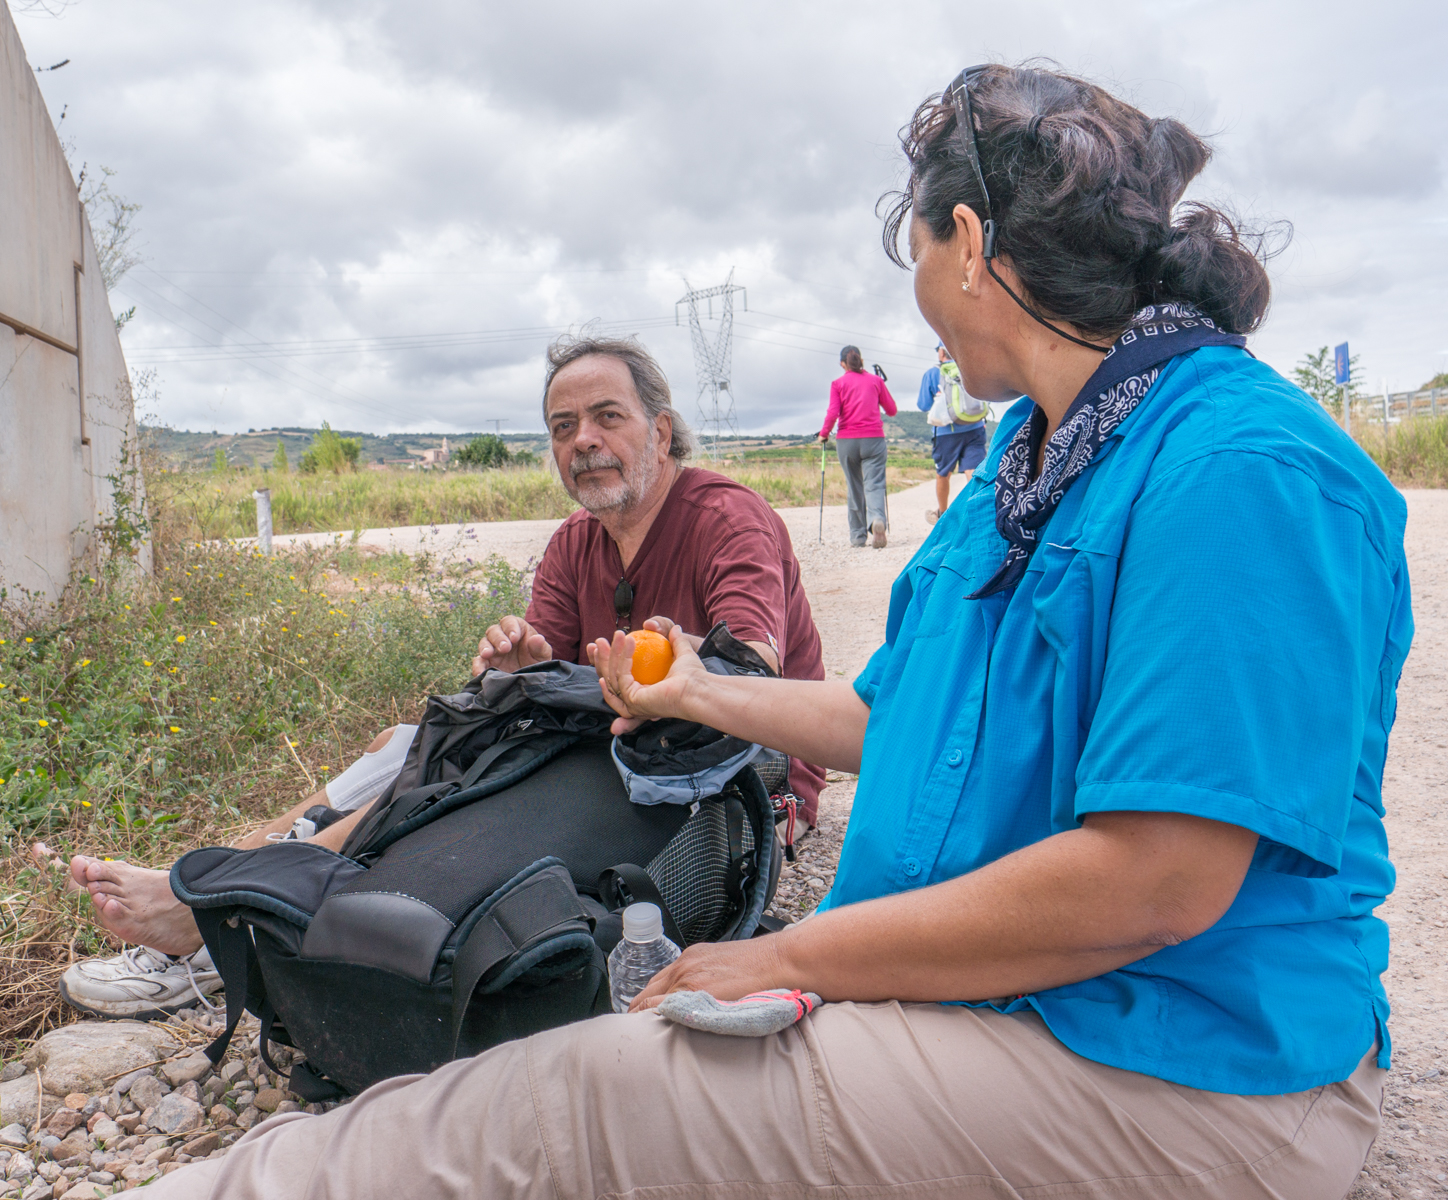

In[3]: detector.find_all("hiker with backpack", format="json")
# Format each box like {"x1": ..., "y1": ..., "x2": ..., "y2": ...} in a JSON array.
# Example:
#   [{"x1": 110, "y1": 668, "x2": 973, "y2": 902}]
[
  {"x1": 144, "y1": 63, "x2": 1404, "y2": 1200},
  {"x1": 918, "y1": 341, "x2": 989, "y2": 523},
  {"x1": 48, "y1": 332, "x2": 827, "y2": 1019}
]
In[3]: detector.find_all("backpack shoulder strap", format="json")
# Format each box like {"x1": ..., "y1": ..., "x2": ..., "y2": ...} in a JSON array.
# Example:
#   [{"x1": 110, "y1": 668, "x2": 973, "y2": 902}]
[{"x1": 596, "y1": 864, "x2": 686, "y2": 948}]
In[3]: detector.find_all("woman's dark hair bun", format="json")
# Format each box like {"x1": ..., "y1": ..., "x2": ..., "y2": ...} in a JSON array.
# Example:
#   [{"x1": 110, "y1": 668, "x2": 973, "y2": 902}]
[{"x1": 880, "y1": 63, "x2": 1286, "y2": 337}]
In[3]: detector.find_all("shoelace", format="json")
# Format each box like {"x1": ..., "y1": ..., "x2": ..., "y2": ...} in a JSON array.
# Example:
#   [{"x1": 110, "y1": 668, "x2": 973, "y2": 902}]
[
  {"x1": 182, "y1": 952, "x2": 222, "y2": 1014},
  {"x1": 116, "y1": 945, "x2": 222, "y2": 1014},
  {"x1": 115, "y1": 945, "x2": 176, "y2": 975}
]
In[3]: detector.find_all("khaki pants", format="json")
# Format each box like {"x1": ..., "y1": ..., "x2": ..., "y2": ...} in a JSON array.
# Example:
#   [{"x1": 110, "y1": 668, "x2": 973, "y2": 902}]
[{"x1": 146, "y1": 1002, "x2": 1383, "y2": 1200}]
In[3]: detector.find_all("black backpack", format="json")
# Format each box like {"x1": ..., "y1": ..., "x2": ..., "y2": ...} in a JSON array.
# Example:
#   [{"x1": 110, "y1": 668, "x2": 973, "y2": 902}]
[{"x1": 172, "y1": 625, "x2": 786, "y2": 1098}]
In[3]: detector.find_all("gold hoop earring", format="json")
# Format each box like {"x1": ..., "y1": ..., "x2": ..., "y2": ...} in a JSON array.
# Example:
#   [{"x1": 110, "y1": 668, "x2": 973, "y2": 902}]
[{"x1": 961, "y1": 281, "x2": 971, "y2": 294}]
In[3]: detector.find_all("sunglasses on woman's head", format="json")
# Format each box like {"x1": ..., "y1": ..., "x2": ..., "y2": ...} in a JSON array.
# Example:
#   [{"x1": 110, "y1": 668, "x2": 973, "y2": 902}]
[
  {"x1": 942, "y1": 65, "x2": 1108, "y2": 354},
  {"x1": 946, "y1": 65, "x2": 998, "y2": 259}
]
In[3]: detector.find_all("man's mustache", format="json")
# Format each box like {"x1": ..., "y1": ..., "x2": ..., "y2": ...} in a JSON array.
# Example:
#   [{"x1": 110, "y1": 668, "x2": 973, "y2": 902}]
[{"x1": 569, "y1": 451, "x2": 625, "y2": 480}]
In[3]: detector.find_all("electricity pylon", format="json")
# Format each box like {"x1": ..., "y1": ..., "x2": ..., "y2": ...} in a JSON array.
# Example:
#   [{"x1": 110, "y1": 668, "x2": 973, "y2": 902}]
[{"x1": 676, "y1": 271, "x2": 746, "y2": 458}]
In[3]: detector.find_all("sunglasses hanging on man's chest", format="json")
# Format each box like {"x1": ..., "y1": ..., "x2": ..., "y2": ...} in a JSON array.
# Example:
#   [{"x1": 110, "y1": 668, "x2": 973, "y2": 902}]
[{"x1": 614, "y1": 578, "x2": 634, "y2": 633}]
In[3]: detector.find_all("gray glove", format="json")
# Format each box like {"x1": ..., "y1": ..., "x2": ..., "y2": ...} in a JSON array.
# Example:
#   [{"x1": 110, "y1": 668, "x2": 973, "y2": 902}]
[{"x1": 656, "y1": 989, "x2": 823, "y2": 1037}]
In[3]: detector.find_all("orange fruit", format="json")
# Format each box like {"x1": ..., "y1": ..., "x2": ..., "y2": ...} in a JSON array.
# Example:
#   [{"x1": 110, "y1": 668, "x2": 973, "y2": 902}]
[{"x1": 629, "y1": 629, "x2": 674, "y2": 685}]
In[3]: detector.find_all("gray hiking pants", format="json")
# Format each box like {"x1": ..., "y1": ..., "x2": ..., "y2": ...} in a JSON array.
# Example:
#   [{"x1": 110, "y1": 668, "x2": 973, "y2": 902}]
[{"x1": 836, "y1": 436, "x2": 888, "y2": 545}]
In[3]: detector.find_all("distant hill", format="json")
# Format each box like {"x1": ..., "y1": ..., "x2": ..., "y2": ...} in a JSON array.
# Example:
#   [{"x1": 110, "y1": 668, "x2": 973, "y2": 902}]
[
  {"x1": 142, "y1": 426, "x2": 549, "y2": 471},
  {"x1": 142, "y1": 419, "x2": 942, "y2": 472}
]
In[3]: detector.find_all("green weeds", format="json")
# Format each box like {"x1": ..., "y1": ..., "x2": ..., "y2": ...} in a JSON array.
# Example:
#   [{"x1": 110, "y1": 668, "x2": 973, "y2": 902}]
[{"x1": 0, "y1": 540, "x2": 527, "y2": 1050}]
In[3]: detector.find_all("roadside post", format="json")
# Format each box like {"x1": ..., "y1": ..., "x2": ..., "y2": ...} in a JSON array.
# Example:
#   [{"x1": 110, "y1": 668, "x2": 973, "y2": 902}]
[
  {"x1": 1334, "y1": 342, "x2": 1351, "y2": 436},
  {"x1": 818, "y1": 440, "x2": 826, "y2": 543},
  {"x1": 253, "y1": 488, "x2": 273, "y2": 556}
]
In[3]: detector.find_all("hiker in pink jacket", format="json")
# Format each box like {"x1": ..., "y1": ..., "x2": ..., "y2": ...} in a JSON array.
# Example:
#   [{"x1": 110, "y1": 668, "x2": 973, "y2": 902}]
[{"x1": 819, "y1": 345, "x2": 898, "y2": 547}]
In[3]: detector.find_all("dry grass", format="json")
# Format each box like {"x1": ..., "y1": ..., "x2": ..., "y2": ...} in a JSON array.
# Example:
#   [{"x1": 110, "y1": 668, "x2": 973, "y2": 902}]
[
  {"x1": 1357, "y1": 414, "x2": 1448, "y2": 488},
  {"x1": 149, "y1": 465, "x2": 578, "y2": 542},
  {"x1": 150, "y1": 451, "x2": 938, "y2": 542}
]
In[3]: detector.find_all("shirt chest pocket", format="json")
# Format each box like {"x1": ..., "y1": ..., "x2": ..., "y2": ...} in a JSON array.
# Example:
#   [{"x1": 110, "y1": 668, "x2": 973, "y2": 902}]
[{"x1": 1025, "y1": 540, "x2": 1117, "y2": 745}]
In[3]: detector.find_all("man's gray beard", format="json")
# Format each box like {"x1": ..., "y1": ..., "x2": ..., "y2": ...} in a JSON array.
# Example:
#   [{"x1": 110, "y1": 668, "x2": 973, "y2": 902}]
[{"x1": 568, "y1": 449, "x2": 659, "y2": 515}]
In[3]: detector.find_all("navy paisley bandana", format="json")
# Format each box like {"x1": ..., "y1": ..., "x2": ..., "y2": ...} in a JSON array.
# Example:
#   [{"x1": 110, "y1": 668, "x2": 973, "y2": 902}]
[{"x1": 969, "y1": 303, "x2": 1247, "y2": 599}]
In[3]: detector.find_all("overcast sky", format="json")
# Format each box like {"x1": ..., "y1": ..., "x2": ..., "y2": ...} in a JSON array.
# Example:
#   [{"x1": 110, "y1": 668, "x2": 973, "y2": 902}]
[{"x1": 14, "y1": 0, "x2": 1448, "y2": 436}]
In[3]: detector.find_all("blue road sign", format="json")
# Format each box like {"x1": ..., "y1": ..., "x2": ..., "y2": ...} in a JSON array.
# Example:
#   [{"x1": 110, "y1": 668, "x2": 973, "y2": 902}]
[{"x1": 1334, "y1": 343, "x2": 1351, "y2": 386}]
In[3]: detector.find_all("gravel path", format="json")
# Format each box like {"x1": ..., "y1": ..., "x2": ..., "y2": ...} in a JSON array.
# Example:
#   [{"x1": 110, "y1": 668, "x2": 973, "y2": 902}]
[{"x1": 1348, "y1": 489, "x2": 1448, "y2": 1199}]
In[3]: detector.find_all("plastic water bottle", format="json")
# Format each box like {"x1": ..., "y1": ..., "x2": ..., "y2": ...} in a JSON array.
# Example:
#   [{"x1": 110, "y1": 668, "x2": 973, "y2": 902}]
[{"x1": 608, "y1": 902, "x2": 681, "y2": 1013}]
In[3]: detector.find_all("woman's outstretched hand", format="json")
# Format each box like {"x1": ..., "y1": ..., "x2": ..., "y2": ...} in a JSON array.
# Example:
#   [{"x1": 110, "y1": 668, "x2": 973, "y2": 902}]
[{"x1": 588, "y1": 625, "x2": 708, "y2": 735}]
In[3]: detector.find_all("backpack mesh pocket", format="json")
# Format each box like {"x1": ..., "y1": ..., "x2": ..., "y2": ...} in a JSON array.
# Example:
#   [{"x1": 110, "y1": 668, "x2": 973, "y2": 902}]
[{"x1": 644, "y1": 791, "x2": 757, "y2": 944}]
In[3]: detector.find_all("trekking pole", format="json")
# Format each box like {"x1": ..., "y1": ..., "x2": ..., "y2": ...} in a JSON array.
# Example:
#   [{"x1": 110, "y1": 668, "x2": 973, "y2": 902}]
[{"x1": 818, "y1": 438, "x2": 826, "y2": 542}]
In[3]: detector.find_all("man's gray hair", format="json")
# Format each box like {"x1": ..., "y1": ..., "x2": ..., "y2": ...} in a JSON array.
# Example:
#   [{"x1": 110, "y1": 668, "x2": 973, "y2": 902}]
[{"x1": 543, "y1": 334, "x2": 696, "y2": 462}]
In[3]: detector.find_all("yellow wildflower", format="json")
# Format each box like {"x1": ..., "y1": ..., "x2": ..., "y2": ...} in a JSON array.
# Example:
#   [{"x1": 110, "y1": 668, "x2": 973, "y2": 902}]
[
  {"x1": 209, "y1": 621, "x2": 218, "y2": 626},
  {"x1": 175, "y1": 634, "x2": 186, "y2": 644},
  {"x1": 169, "y1": 725, "x2": 180, "y2": 732},
  {"x1": 171, "y1": 597, "x2": 182, "y2": 603},
  {"x1": 37, "y1": 719, "x2": 48, "y2": 727},
  {"x1": 81, "y1": 800, "x2": 91, "y2": 808}
]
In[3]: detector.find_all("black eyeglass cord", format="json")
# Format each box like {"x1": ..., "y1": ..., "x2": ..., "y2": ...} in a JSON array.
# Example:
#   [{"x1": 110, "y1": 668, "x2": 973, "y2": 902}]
[{"x1": 984, "y1": 247, "x2": 1110, "y2": 353}]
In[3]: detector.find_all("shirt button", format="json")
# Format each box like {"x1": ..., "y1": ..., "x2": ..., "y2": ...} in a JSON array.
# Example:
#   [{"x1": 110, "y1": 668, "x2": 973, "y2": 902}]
[
  {"x1": 902, "y1": 857, "x2": 921, "y2": 877},
  {"x1": 945, "y1": 749, "x2": 963, "y2": 767}
]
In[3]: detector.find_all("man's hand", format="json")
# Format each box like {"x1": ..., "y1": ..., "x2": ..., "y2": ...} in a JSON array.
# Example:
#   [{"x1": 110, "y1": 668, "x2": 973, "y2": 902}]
[
  {"x1": 638, "y1": 615, "x2": 703, "y2": 653},
  {"x1": 473, "y1": 616, "x2": 553, "y2": 675}
]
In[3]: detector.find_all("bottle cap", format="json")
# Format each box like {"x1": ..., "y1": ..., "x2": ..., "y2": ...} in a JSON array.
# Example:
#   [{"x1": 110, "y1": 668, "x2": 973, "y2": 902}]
[{"x1": 622, "y1": 902, "x2": 663, "y2": 943}]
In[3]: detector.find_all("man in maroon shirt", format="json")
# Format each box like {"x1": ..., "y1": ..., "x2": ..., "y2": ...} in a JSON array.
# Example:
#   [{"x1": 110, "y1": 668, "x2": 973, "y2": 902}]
[
  {"x1": 43, "y1": 334, "x2": 827, "y2": 1015},
  {"x1": 475, "y1": 334, "x2": 827, "y2": 824}
]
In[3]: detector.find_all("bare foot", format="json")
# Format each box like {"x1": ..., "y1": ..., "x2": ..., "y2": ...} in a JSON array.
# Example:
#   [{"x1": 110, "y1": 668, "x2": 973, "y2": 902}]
[
  {"x1": 30, "y1": 842, "x2": 84, "y2": 894},
  {"x1": 71, "y1": 856, "x2": 203, "y2": 957}
]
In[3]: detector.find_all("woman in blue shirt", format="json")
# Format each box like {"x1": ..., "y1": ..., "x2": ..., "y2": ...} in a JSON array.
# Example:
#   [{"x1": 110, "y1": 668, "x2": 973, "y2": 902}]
[
  {"x1": 591, "y1": 64, "x2": 1409, "y2": 1199},
  {"x1": 144, "y1": 63, "x2": 1407, "y2": 1200}
]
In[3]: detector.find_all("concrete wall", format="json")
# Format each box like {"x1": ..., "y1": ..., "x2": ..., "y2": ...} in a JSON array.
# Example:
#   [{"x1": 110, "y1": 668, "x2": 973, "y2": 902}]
[{"x1": 0, "y1": 0, "x2": 147, "y2": 602}]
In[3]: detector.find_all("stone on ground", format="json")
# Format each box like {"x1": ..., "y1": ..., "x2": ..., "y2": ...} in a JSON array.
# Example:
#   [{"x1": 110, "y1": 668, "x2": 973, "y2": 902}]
[
  {"x1": 21, "y1": 1023, "x2": 179, "y2": 1097},
  {"x1": 126, "y1": 1074, "x2": 169, "y2": 1112},
  {"x1": 149, "y1": 1093, "x2": 205, "y2": 1137},
  {"x1": 0, "y1": 1076, "x2": 61, "y2": 1129},
  {"x1": 162, "y1": 1053, "x2": 213, "y2": 1087}
]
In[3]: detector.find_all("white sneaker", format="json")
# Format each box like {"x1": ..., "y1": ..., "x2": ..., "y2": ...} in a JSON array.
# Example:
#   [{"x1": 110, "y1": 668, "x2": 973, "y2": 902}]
[{"x1": 59, "y1": 945, "x2": 222, "y2": 1020}]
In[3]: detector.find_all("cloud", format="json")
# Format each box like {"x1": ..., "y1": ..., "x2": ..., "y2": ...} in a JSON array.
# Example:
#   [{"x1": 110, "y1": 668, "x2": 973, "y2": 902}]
[{"x1": 14, "y1": 0, "x2": 1448, "y2": 433}]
